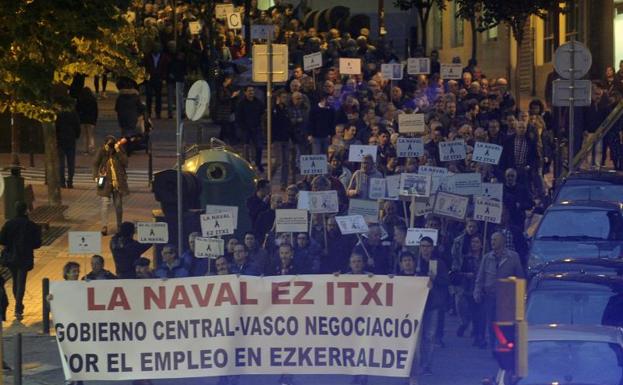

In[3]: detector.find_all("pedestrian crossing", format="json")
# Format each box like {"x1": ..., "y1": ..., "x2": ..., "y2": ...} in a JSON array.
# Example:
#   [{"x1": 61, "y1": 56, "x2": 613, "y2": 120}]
[{"x1": 19, "y1": 168, "x2": 151, "y2": 187}]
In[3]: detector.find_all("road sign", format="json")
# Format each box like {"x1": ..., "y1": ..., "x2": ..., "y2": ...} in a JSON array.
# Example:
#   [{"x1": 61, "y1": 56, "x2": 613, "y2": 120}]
[
  {"x1": 552, "y1": 79, "x2": 592, "y2": 107},
  {"x1": 407, "y1": 58, "x2": 430, "y2": 75},
  {"x1": 68, "y1": 231, "x2": 101, "y2": 255},
  {"x1": 226, "y1": 12, "x2": 242, "y2": 30},
  {"x1": 137, "y1": 222, "x2": 169, "y2": 244},
  {"x1": 275, "y1": 209, "x2": 308, "y2": 233},
  {"x1": 440, "y1": 63, "x2": 462, "y2": 79},
  {"x1": 339, "y1": 58, "x2": 361, "y2": 75},
  {"x1": 252, "y1": 44, "x2": 289, "y2": 83},
  {"x1": 194, "y1": 237, "x2": 224, "y2": 259},
  {"x1": 554, "y1": 41, "x2": 592, "y2": 80},
  {"x1": 303, "y1": 52, "x2": 322, "y2": 71},
  {"x1": 200, "y1": 212, "x2": 235, "y2": 237},
  {"x1": 185, "y1": 80, "x2": 211, "y2": 121}
]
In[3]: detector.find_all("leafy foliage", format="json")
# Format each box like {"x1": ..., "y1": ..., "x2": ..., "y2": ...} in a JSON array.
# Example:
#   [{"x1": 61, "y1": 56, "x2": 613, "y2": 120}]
[
  {"x1": 393, "y1": 0, "x2": 446, "y2": 12},
  {"x1": 0, "y1": 0, "x2": 145, "y2": 122}
]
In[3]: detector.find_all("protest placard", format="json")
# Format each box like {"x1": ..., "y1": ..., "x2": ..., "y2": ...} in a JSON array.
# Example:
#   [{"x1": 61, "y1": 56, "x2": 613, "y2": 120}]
[
  {"x1": 194, "y1": 237, "x2": 225, "y2": 259},
  {"x1": 339, "y1": 58, "x2": 361, "y2": 75},
  {"x1": 406, "y1": 58, "x2": 430, "y2": 75},
  {"x1": 297, "y1": 190, "x2": 310, "y2": 210},
  {"x1": 396, "y1": 137, "x2": 424, "y2": 158},
  {"x1": 440, "y1": 63, "x2": 462, "y2": 79},
  {"x1": 300, "y1": 155, "x2": 328, "y2": 175},
  {"x1": 336, "y1": 215, "x2": 369, "y2": 235},
  {"x1": 206, "y1": 205, "x2": 239, "y2": 228},
  {"x1": 405, "y1": 228, "x2": 439, "y2": 246},
  {"x1": 398, "y1": 113, "x2": 426, "y2": 134},
  {"x1": 472, "y1": 142, "x2": 503, "y2": 165},
  {"x1": 50, "y1": 275, "x2": 429, "y2": 380},
  {"x1": 303, "y1": 52, "x2": 322, "y2": 71},
  {"x1": 215, "y1": 3, "x2": 234, "y2": 19},
  {"x1": 439, "y1": 140, "x2": 467, "y2": 162},
  {"x1": 418, "y1": 165, "x2": 449, "y2": 176},
  {"x1": 188, "y1": 21, "x2": 202, "y2": 35},
  {"x1": 137, "y1": 222, "x2": 169, "y2": 244},
  {"x1": 275, "y1": 209, "x2": 309, "y2": 233},
  {"x1": 226, "y1": 12, "x2": 242, "y2": 29},
  {"x1": 68, "y1": 231, "x2": 101, "y2": 254},
  {"x1": 433, "y1": 191, "x2": 469, "y2": 220},
  {"x1": 250, "y1": 24, "x2": 275, "y2": 40},
  {"x1": 369, "y1": 178, "x2": 386, "y2": 200},
  {"x1": 381, "y1": 63, "x2": 403, "y2": 80},
  {"x1": 348, "y1": 145, "x2": 377, "y2": 162},
  {"x1": 474, "y1": 197, "x2": 503, "y2": 224},
  {"x1": 385, "y1": 174, "x2": 401, "y2": 200},
  {"x1": 480, "y1": 183, "x2": 504, "y2": 202},
  {"x1": 449, "y1": 173, "x2": 482, "y2": 196},
  {"x1": 399, "y1": 173, "x2": 432, "y2": 197},
  {"x1": 200, "y1": 212, "x2": 235, "y2": 237},
  {"x1": 348, "y1": 199, "x2": 380, "y2": 223},
  {"x1": 308, "y1": 191, "x2": 339, "y2": 213},
  {"x1": 414, "y1": 194, "x2": 436, "y2": 217}
]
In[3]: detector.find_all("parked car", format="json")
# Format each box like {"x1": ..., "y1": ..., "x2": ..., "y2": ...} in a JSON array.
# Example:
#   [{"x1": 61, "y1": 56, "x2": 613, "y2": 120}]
[
  {"x1": 553, "y1": 170, "x2": 623, "y2": 204},
  {"x1": 526, "y1": 273, "x2": 623, "y2": 327},
  {"x1": 538, "y1": 257, "x2": 623, "y2": 276},
  {"x1": 529, "y1": 200, "x2": 623, "y2": 274},
  {"x1": 495, "y1": 324, "x2": 623, "y2": 385}
]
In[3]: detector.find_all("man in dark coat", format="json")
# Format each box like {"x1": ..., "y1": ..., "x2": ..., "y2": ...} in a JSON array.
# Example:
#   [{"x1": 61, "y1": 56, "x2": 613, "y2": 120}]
[
  {"x1": 56, "y1": 105, "x2": 81, "y2": 188},
  {"x1": 235, "y1": 86, "x2": 265, "y2": 171},
  {"x1": 110, "y1": 222, "x2": 151, "y2": 279},
  {"x1": 503, "y1": 168, "x2": 534, "y2": 231},
  {"x1": 0, "y1": 201, "x2": 42, "y2": 321},
  {"x1": 500, "y1": 121, "x2": 538, "y2": 186}
]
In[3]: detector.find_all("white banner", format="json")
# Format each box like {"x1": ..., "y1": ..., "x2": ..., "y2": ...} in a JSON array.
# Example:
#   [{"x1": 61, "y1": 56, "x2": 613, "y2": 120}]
[
  {"x1": 438, "y1": 140, "x2": 466, "y2": 162},
  {"x1": 200, "y1": 212, "x2": 235, "y2": 237},
  {"x1": 194, "y1": 237, "x2": 224, "y2": 259},
  {"x1": 406, "y1": 58, "x2": 430, "y2": 75},
  {"x1": 348, "y1": 145, "x2": 378, "y2": 162},
  {"x1": 308, "y1": 191, "x2": 339, "y2": 213},
  {"x1": 275, "y1": 209, "x2": 309, "y2": 233},
  {"x1": 397, "y1": 113, "x2": 425, "y2": 134},
  {"x1": 336, "y1": 215, "x2": 369, "y2": 234},
  {"x1": 339, "y1": 58, "x2": 361, "y2": 75},
  {"x1": 433, "y1": 192, "x2": 469, "y2": 221},
  {"x1": 474, "y1": 197, "x2": 502, "y2": 224},
  {"x1": 300, "y1": 155, "x2": 328, "y2": 175},
  {"x1": 50, "y1": 276, "x2": 429, "y2": 380},
  {"x1": 137, "y1": 222, "x2": 169, "y2": 244},
  {"x1": 303, "y1": 51, "x2": 323, "y2": 71},
  {"x1": 396, "y1": 138, "x2": 424, "y2": 158},
  {"x1": 405, "y1": 228, "x2": 438, "y2": 246},
  {"x1": 348, "y1": 199, "x2": 379, "y2": 223},
  {"x1": 472, "y1": 142, "x2": 503, "y2": 165}
]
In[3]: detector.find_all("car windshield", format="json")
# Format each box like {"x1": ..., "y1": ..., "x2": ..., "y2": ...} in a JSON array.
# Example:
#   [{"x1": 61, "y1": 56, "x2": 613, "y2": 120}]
[
  {"x1": 556, "y1": 183, "x2": 623, "y2": 203},
  {"x1": 527, "y1": 282, "x2": 623, "y2": 326},
  {"x1": 536, "y1": 210, "x2": 623, "y2": 241},
  {"x1": 518, "y1": 341, "x2": 623, "y2": 385}
]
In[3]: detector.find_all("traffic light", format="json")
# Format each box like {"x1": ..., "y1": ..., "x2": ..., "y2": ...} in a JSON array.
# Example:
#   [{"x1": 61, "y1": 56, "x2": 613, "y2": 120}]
[{"x1": 493, "y1": 321, "x2": 527, "y2": 377}]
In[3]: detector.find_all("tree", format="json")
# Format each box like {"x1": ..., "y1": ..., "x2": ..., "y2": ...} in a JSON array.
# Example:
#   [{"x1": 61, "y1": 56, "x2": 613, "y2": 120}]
[
  {"x1": 0, "y1": 0, "x2": 145, "y2": 205},
  {"x1": 393, "y1": 0, "x2": 446, "y2": 54}
]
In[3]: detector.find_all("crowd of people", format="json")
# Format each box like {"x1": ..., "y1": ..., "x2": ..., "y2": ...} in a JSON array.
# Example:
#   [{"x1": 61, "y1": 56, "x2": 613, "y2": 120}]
[{"x1": 6, "y1": 0, "x2": 623, "y2": 384}]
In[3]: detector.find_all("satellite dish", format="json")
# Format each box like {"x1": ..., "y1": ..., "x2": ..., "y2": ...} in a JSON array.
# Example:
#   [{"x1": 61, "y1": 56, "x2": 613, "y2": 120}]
[
  {"x1": 185, "y1": 80, "x2": 211, "y2": 121},
  {"x1": 0, "y1": 172, "x2": 4, "y2": 198}
]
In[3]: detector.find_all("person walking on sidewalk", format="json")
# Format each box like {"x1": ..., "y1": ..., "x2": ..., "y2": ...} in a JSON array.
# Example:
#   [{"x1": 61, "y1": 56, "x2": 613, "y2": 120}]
[
  {"x1": 93, "y1": 135, "x2": 129, "y2": 236},
  {"x1": 56, "y1": 103, "x2": 81, "y2": 188},
  {"x1": 0, "y1": 201, "x2": 42, "y2": 322},
  {"x1": 76, "y1": 86, "x2": 98, "y2": 154}
]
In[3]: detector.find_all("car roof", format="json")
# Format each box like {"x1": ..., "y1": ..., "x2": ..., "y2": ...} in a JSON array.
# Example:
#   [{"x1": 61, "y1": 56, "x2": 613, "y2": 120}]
[
  {"x1": 548, "y1": 200, "x2": 623, "y2": 210},
  {"x1": 529, "y1": 324, "x2": 623, "y2": 344},
  {"x1": 539, "y1": 257, "x2": 623, "y2": 276},
  {"x1": 532, "y1": 272, "x2": 623, "y2": 291},
  {"x1": 565, "y1": 170, "x2": 623, "y2": 183}
]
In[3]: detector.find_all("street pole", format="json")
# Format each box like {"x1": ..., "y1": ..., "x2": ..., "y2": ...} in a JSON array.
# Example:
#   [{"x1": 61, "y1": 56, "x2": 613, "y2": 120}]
[
  {"x1": 175, "y1": 82, "x2": 184, "y2": 257},
  {"x1": 568, "y1": 39, "x2": 576, "y2": 174},
  {"x1": 267, "y1": 31, "x2": 273, "y2": 181}
]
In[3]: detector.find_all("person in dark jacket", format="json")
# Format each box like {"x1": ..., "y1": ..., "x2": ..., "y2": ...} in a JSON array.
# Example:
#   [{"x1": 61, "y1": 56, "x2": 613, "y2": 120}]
[
  {"x1": 76, "y1": 86, "x2": 98, "y2": 154},
  {"x1": 272, "y1": 90, "x2": 292, "y2": 189},
  {"x1": 0, "y1": 201, "x2": 42, "y2": 321},
  {"x1": 269, "y1": 243, "x2": 300, "y2": 275},
  {"x1": 246, "y1": 179, "x2": 271, "y2": 230},
  {"x1": 235, "y1": 86, "x2": 265, "y2": 171},
  {"x1": 231, "y1": 244, "x2": 260, "y2": 276},
  {"x1": 83, "y1": 254, "x2": 117, "y2": 280},
  {"x1": 143, "y1": 43, "x2": 170, "y2": 119},
  {"x1": 499, "y1": 120, "x2": 538, "y2": 186},
  {"x1": 502, "y1": 168, "x2": 534, "y2": 231},
  {"x1": 109, "y1": 222, "x2": 151, "y2": 278},
  {"x1": 352, "y1": 224, "x2": 392, "y2": 274},
  {"x1": 154, "y1": 244, "x2": 189, "y2": 278},
  {"x1": 56, "y1": 105, "x2": 81, "y2": 188},
  {"x1": 115, "y1": 79, "x2": 145, "y2": 136},
  {"x1": 166, "y1": 51, "x2": 187, "y2": 119},
  {"x1": 134, "y1": 257, "x2": 154, "y2": 279},
  {"x1": 215, "y1": 74, "x2": 239, "y2": 142},
  {"x1": 307, "y1": 95, "x2": 336, "y2": 155}
]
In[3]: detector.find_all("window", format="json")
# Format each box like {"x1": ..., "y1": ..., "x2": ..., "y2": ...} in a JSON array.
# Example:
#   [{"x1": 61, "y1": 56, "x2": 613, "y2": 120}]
[
  {"x1": 431, "y1": 6, "x2": 443, "y2": 49},
  {"x1": 451, "y1": 3, "x2": 464, "y2": 47},
  {"x1": 565, "y1": 0, "x2": 584, "y2": 42},
  {"x1": 543, "y1": 11, "x2": 556, "y2": 63}
]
